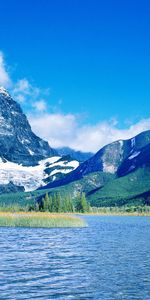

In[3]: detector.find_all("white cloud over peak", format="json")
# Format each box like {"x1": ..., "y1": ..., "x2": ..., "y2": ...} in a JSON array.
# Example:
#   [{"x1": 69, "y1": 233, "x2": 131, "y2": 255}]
[
  {"x1": 29, "y1": 113, "x2": 77, "y2": 148},
  {"x1": 0, "y1": 52, "x2": 12, "y2": 87},
  {"x1": 11, "y1": 78, "x2": 49, "y2": 108},
  {"x1": 1, "y1": 50, "x2": 150, "y2": 153},
  {"x1": 29, "y1": 112, "x2": 150, "y2": 153},
  {"x1": 0, "y1": 51, "x2": 49, "y2": 110}
]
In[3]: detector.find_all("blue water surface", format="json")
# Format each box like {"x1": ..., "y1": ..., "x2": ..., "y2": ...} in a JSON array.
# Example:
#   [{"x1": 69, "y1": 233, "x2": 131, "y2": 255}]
[{"x1": 0, "y1": 216, "x2": 149, "y2": 299}]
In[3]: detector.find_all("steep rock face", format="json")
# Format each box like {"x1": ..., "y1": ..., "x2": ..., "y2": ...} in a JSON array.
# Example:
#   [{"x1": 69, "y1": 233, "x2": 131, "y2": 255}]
[
  {"x1": 0, "y1": 87, "x2": 56, "y2": 165},
  {"x1": 117, "y1": 143, "x2": 150, "y2": 177}
]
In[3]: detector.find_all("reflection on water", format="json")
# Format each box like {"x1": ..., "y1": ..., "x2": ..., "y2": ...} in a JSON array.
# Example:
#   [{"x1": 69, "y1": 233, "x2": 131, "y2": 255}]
[{"x1": 0, "y1": 216, "x2": 150, "y2": 299}]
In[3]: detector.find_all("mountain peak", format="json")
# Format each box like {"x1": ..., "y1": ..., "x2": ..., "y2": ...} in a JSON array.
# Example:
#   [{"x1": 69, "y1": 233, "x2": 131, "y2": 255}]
[
  {"x1": 0, "y1": 89, "x2": 56, "y2": 165},
  {"x1": 0, "y1": 86, "x2": 10, "y2": 98}
]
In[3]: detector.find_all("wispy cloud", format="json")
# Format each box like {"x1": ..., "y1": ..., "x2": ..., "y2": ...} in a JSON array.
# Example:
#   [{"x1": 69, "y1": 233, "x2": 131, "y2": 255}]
[
  {"x1": 11, "y1": 78, "x2": 50, "y2": 110},
  {"x1": 32, "y1": 100, "x2": 47, "y2": 111},
  {"x1": 0, "y1": 51, "x2": 50, "y2": 110},
  {"x1": 0, "y1": 51, "x2": 12, "y2": 87}
]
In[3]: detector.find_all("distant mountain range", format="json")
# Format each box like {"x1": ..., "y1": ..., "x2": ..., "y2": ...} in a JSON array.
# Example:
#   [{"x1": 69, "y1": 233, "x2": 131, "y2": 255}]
[
  {"x1": 0, "y1": 87, "x2": 150, "y2": 207},
  {"x1": 56, "y1": 147, "x2": 93, "y2": 162},
  {"x1": 40, "y1": 130, "x2": 150, "y2": 188},
  {"x1": 40, "y1": 130, "x2": 150, "y2": 206}
]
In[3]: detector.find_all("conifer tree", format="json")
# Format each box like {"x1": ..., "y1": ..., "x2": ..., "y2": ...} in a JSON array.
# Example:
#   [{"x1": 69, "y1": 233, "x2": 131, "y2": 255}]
[
  {"x1": 75, "y1": 193, "x2": 90, "y2": 213},
  {"x1": 34, "y1": 201, "x2": 39, "y2": 212},
  {"x1": 67, "y1": 195, "x2": 74, "y2": 212},
  {"x1": 48, "y1": 195, "x2": 52, "y2": 212},
  {"x1": 51, "y1": 194, "x2": 57, "y2": 212},
  {"x1": 55, "y1": 193, "x2": 61, "y2": 212},
  {"x1": 62, "y1": 198, "x2": 68, "y2": 212},
  {"x1": 43, "y1": 193, "x2": 50, "y2": 211},
  {"x1": 80, "y1": 192, "x2": 88, "y2": 212},
  {"x1": 50, "y1": 193, "x2": 61, "y2": 212}
]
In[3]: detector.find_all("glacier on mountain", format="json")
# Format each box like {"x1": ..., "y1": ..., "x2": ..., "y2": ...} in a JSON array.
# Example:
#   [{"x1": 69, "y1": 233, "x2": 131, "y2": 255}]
[{"x1": 0, "y1": 156, "x2": 79, "y2": 191}]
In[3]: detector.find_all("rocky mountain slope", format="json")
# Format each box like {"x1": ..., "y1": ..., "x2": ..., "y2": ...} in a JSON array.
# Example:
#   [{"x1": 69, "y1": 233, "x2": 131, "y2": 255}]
[
  {"x1": 0, "y1": 87, "x2": 56, "y2": 165},
  {"x1": 117, "y1": 139, "x2": 150, "y2": 177},
  {"x1": 40, "y1": 130, "x2": 150, "y2": 190},
  {"x1": 0, "y1": 87, "x2": 79, "y2": 192},
  {"x1": 38, "y1": 130, "x2": 150, "y2": 206}
]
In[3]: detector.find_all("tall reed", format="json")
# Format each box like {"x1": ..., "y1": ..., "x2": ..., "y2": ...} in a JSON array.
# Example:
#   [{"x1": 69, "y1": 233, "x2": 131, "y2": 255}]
[{"x1": 0, "y1": 212, "x2": 86, "y2": 228}]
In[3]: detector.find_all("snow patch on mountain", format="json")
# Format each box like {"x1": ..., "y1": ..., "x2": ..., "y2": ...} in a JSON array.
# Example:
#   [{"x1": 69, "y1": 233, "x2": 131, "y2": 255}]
[
  {"x1": 28, "y1": 149, "x2": 34, "y2": 156},
  {"x1": 128, "y1": 151, "x2": 141, "y2": 160},
  {"x1": 119, "y1": 140, "x2": 123, "y2": 147},
  {"x1": 47, "y1": 160, "x2": 79, "y2": 169},
  {"x1": 131, "y1": 137, "x2": 135, "y2": 148},
  {"x1": 0, "y1": 156, "x2": 79, "y2": 191}
]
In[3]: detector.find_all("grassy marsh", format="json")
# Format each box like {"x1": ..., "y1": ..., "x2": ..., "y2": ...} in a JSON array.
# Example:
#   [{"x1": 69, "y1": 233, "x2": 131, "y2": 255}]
[{"x1": 0, "y1": 212, "x2": 86, "y2": 228}]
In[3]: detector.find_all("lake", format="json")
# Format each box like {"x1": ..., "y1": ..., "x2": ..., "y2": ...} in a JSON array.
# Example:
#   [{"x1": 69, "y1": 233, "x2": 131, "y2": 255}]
[{"x1": 0, "y1": 216, "x2": 149, "y2": 299}]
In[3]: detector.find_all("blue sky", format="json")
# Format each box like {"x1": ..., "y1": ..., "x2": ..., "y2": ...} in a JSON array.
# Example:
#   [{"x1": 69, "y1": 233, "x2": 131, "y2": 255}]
[{"x1": 0, "y1": 0, "x2": 150, "y2": 152}]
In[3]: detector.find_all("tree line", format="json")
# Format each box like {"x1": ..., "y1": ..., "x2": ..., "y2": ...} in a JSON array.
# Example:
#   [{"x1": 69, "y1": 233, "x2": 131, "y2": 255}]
[{"x1": 36, "y1": 192, "x2": 91, "y2": 213}]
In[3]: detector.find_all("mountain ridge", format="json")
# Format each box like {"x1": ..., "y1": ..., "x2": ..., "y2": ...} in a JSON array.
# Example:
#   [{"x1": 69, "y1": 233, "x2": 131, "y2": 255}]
[{"x1": 39, "y1": 130, "x2": 150, "y2": 190}]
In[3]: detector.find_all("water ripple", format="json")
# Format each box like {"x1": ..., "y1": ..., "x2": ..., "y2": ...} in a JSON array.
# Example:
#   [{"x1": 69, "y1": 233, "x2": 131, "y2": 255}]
[{"x1": 0, "y1": 216, "x2": 149, "y2": 299}]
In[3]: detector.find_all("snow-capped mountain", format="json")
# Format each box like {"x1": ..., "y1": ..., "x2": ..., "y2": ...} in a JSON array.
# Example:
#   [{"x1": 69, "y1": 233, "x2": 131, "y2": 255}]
[
  {"x1": 0, "y1": 87, "x2": 56, "y2": 166},
  {"x1": 0, "y1": 87, "x2": 79, "y2": 192}
]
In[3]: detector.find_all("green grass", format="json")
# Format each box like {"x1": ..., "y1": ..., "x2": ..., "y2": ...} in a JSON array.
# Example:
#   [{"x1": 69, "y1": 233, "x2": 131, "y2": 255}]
[{"x1": 0, "y1": 212, "x2": 86, "y2": 228}]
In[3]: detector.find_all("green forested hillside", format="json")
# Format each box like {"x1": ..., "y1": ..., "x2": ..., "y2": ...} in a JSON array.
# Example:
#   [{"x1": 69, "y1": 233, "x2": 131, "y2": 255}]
[
  {"x1": 0, "y1": 167, "x2": 149, "y2": 210},
  {"x1": 87, "y1": 167, "x2": 150, "y2": 206}
]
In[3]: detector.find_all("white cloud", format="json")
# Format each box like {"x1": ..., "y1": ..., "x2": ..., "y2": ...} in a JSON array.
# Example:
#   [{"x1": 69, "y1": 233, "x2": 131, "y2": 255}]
[
  {"x1": 11, "y1": 78, "x2": 43, "y2": 103},
  {"x1": 15, "y1": 94, "x2": 25, "y2": 103},
  {"x1": 0, "y1": 51, "x2": 50, "y2": 113},
  {"x1": 1, "y1": 50, "x2": 150, "y2": 153},
  {"x1": 29, "y1": 113, "x2": 77, "y2": 148},
  {"x1": 29, "y1": 113, "x2": 150, "y2": 153},
  {"x1": 13, "y1": 78, "x2": 31, "y2": 94},
  {"x1": 10, "y1": 78, "x2": 50, "y2": 114},
  {"x1": 0, "y1": 51, "x2": 11, "y2": 87},
  {"x1": 32, "y1": 100, "x2": 47, "y2": 111}
]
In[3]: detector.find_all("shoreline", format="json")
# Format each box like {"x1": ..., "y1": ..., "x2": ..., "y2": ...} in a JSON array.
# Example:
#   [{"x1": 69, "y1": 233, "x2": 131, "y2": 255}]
[{"x1": 76, "y1": 212, "x2": 150, "y2": 217}]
